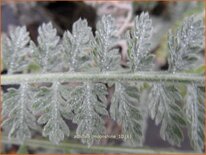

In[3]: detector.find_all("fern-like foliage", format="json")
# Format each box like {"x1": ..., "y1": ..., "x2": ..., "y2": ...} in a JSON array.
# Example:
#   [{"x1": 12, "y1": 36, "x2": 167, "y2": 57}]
[
  {"x1": 1, "y1": 12, "x2": 205, "y2": 152},
  {"x1": 168, "y1": 15, "x2": 204, "y2": 72},
  {"x1": 62, "y1": 19, "x2": 93, "y2": 72},
  {"x1": 184, "y1": 84, "x2": 204, "y2": 152},
  {"x1": 69, "y1": 82, "x2": 108, "y2": 146},
  {"x1": 108, "y1": 12, "x2": 153, "y2": 146},
  {"x1": 110, "y1": 82, "x2": 146, "y2": 146},
  {"x1": 30, "y1": 22, "x2": 62, "y2": 73},
  {"x1": 32, "y1": 81, "x2": 71, "y2": 144},
  {"x1": 2, "y1": 82, "x2": 37, "y2": 142},
  {"x1": 147, "y1": 83, "x2": 186, "y2": 146},
  {"x1": 126, "y1": 12, "x2": 154, "y2": 71},
  {"x1": 93, "y1": 15, "x2": 121, "y2": 72},
  {"x1": 2, "y1": 26, "x2": 31, "y2": 74}
]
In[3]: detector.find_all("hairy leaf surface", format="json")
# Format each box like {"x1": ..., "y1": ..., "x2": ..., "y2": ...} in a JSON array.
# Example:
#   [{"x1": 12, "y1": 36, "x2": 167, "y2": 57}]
[
  {"x1": 2, "y1": 26, "x2": 31, "y2": 74},
  {"x1": 62, "y1": 19, "x2": 93, "y2": 71},
  {"x1": 32, "y1": 81, "x2": 71, "y2": 144},
  {"x1": 184, "y1": 84, "x2": 204, "y2": 152},
  {"x1": 148, "y1": 83, "x2": 186, "y2": 146},
  {"x1": 126, "y1": 12, "x2": 154, "y2": 71},
  {"x1": 93, "y1": 15, "x2": 121, "y2": 72},
  {"x1": 30, "y1": 23, "x2": 62, "y2": 72},
  {"x1": 168, "y1": 15, "x2": 204, "y2": 72},
  {"x1": 110, "y1": 82, "x2": 146, "y2": 146},
  {"x1": 1, "y1": 12, "x2": 205, "y2": 150},
  {"x1": 2, "y1": 83, "x2": 37, "y2": 142},
  {"x1": 69, "y1": 82, "x2": 108, "y2": 146}
]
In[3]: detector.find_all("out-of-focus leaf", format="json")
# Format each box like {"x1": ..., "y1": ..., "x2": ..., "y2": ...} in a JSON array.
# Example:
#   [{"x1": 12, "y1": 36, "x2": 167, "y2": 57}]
[
  {"x1": 168, "y1": 15, "x2": 204, "y2": 72},
  {"x1": 186, "y1": 65, "x2": 205, "y2": 74},
  {"x1": 184, "y1": 84, "x2": 204, "y2": 152},
  {"x1": 17, "y1": 145, "x2": 29, "y2": 154},
  {"x1": 27, "y1": 62, "x2": 41, "y2": 73}
]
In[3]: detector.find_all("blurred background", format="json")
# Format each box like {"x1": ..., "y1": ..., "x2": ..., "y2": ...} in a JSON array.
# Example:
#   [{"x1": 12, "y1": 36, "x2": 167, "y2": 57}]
[{"x1": 1, "y1": 0, "x2": 205, "y2": 154}]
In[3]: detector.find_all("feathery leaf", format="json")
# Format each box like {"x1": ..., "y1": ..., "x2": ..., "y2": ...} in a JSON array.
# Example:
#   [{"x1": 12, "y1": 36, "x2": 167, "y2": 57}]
[
  {"x1": 70, "y1": 82, "x2": 108, "y2": 146},
  {"x1": 168, "y1": 15, "x2": 204, "y2": 72},
  {"x1": 2, "y1": 26, "x2": 31, "y2": 74},
  {"x1": 184, "y1": 84, "x2": 204, "y2": 152},
  {"x1": 126, "y1": 12, "x2": 154, "y2": 71},
  {"x1": 2, "y1": 82, "x2": 37, "y2": 142},
  {"x1": 110, "y1": 82, "x2": 146, "y2": 146},
  {"x1": 93, "y1": 15, "x2": 121, "y2": 72},
  {"x1": 62, "y1": 19, "x2": 93, "y2": 72},
  {"x1": 30, "y1": 22, "x2": 62, "y2": 73},
  {"x1": 32, "y1": 81, "x2": 71, "y2": 144},
  {"x1": 148, "y1": 83, "x2": 186, "y2": 146}
]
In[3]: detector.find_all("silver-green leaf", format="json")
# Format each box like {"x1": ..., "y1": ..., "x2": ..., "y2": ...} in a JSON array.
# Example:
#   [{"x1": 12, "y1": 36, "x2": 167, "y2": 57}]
[
  {"x1": 168, "y1": 15, "x2": 204, "y2": 72},
  {"x1": 70, "y1": 82, "x2": 108, "y2": 146},
  {"x1": 32, "y1": 81, "x2": 71, "y2": 144},
  {"x1": 2, "y1": 82, "x2": 37, "y2": 142},
  {"x1": 148, "y1": 83, "x2": 186, "y2": 146},
  {"x1": 110, "y1": 82, "x2": 146, "y2": 146},
  {"x1": 31, "y1": 22, "x2": 62, "y2": 73},
  {"x1": 2, "y1": 26, "x2": 31, "y2": 74},
  {"x1": 93, "y1": 15, "x2": 121, "y2": 72},
  {"x1": 126, "y1": 12, "x2": 154, "y2": 71},
  {"x1": 184, "y1": 84, "x2": 204, "y2": 152},
  {"x1": 62, "y1": 18, "x2": 93, "y2": 72}
]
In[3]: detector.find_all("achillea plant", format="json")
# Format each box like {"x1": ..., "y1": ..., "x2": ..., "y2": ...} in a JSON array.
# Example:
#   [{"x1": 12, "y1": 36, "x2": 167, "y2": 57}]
[{"x1": 1, "y1": 12, "x2": 205, "y2": 153}]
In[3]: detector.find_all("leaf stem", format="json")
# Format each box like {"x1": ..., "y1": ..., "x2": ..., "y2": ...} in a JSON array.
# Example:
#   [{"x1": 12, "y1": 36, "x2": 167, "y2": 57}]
[
  {"x1": 1, "y1": 71, "x2": 204, "y2": 85},
  {"x1": 2, "y1": 136, "x2": 195, "y2": 154}
]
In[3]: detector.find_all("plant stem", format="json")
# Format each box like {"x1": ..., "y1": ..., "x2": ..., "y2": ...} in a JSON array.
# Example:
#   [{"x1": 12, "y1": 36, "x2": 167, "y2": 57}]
[
  {"x1": 2, "y1": 136, "x2": 195, "y2": 154},
  {"x1": 1, "y1": 71, "x2": 204, "y2": 85}
]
